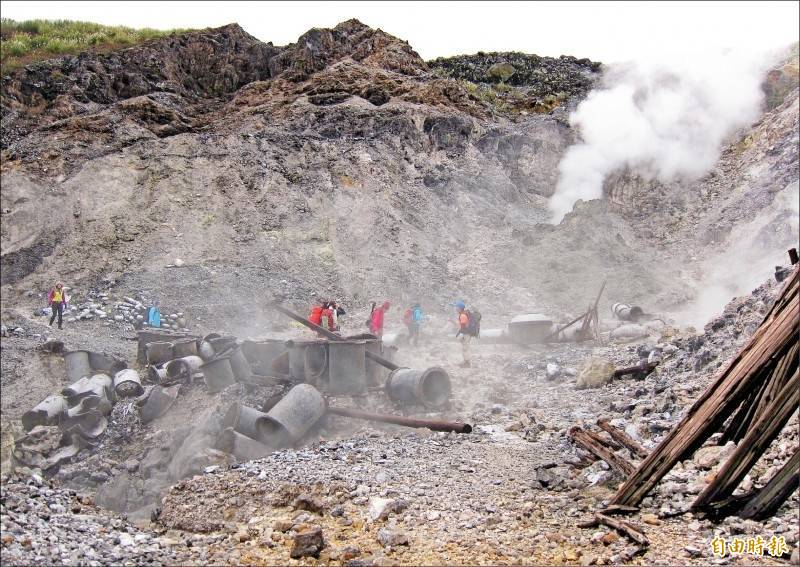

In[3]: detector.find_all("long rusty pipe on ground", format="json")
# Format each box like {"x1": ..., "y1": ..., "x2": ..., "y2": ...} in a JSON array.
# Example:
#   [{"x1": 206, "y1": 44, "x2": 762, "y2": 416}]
[
  {"x1": 271, "y1": 302, "x2": 400, "y2": 371},
  {"x1": 613, "y1": 361, "x2": 659, "y2": 378},
  {"x1": 327, "y1": 406, "x2": 472, "y2": 434}
]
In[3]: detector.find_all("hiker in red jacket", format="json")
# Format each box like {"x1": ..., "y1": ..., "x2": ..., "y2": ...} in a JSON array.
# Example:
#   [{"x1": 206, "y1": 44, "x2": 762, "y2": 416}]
[
  {"x1": 48, "y1": 282, "x2": 67, "y2": 330},
  {"x1": 369, "y1": 301, "x2": 391, "y2": 338},
  {"x1": 320, "y1": 302, "x2": 336, "y2": 331}
]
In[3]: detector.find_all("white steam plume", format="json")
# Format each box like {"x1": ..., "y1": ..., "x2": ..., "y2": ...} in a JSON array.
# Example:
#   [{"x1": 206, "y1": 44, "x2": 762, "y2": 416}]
[{"x1": 549, "y1": 47, "x2": 774, "y2": 222}]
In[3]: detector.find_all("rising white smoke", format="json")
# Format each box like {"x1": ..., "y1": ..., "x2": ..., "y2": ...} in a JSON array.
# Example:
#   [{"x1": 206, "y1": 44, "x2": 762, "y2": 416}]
[{"x1": 549, "y1": 47, "x2": 775, "y2": 222}]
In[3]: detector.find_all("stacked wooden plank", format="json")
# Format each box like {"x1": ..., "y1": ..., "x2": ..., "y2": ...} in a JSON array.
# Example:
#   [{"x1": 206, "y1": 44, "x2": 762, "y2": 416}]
[{"x1": 610, "y1": 260, "x2": 799, "y2": 520}]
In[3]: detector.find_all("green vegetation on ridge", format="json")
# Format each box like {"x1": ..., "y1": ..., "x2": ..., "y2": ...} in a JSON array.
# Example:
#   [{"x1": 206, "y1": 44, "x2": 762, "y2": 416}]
[{"x1": 1, "y1": 18, "x2": 193, "y2": 72}]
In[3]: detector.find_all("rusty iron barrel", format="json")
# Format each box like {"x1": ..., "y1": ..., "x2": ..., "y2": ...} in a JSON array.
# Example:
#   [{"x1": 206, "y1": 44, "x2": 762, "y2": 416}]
[
  {"x1": 271, "y1": 303, "x2": 400, "y2": 371},
  {"x1": 327, "y1": 406, "x2": 472, "y2": 434}
]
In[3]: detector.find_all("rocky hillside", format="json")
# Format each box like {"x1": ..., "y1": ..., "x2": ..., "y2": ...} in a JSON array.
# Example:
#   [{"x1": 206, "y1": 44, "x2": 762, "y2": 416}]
[{"x1": 0, "y1": 19, "x2": 797, "y2": 333}]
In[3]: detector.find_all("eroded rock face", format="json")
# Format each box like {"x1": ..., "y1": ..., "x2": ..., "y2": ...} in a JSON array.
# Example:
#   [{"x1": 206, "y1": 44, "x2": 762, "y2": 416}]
[{"x1": 1, "y1": 24, "x2": 277, "y2": 140}]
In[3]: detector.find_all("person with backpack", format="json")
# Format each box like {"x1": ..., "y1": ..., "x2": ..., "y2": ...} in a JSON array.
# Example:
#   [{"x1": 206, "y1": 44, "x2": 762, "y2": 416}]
[
  {"x1": 48, "y1": 281, "x2": 67, "y2": 329},
  {"x1": 403, "y1": 303, "x2": 424, "y2": 346},
  {"x1": 309, "y1": 300, "x2": 324, "y2": 327},
  {"x1": 369, "y1": 301, "x2": 390, "y2": 338},
  {"x1": 330, "y1": 300, "x2": 345, "y2": 331},
  {"x1": 147, "y1": 300, "x2": 162, "y2": 328},
  {"x1": 453, "y1": 300, "x2": 480, "y2": 367},
  {"x1": 320, "y1": 301, "x2": 336, "y2": 331}
]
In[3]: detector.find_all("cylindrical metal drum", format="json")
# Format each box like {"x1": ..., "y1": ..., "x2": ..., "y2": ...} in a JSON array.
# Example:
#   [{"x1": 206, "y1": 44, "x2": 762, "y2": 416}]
[
  {"x1": 197, "y1": 340, "x2": 215, "y2": 361},
  {"x1": 222, "y1": 402, "x2": 272, "y2": 444},
  {"x1": 241, "y1": 340, "x2": 286, "y2": 376},
  {"x1": 201, "y1": 356, "x2": 236, "y2": 393},
  {"x1": 303, "y1": 343, "x2": 328, "y2": 385},
  {"x1": 146, "y1": 342, "x2": 174, "y2": 365},
  {"x1": 208, "y1": 336, "x2": 237, "y2": 353},
  {"x1": 327, "y1": 340, "x2": 366, "y2": 395},
  {"x1": 215, "y1": 427, "x2": 273, "y2": 461},
  {"x1": 22, "y1": 394, "x2": 68, "y2": 431},
  {"x1": 64, "y1": 350, "x2": 92, "y2": 383},
  {"x1": 386, "y1": 367, "x2": 451, "y2": 409},
  {"x1": 165, "y1": 355, "x2": 204, "y2": 383},
  {"x1": 261, "y1": 384, "x2": 326, "y2": 448},
  {"x1": 171, "y1": 339, "x2": 199, "y2": 358},
  {"x1": 114, "y1": 369, "x2": 144, "y2": 397},
  {"x1": 219, "y1": 345, "x2": 251, "y2": 382}
]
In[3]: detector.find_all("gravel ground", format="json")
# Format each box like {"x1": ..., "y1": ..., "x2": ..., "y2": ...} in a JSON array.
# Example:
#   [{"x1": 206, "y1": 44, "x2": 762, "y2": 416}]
[{"x1": 2, "y1": 270, "x2": 798, "y2": 566}]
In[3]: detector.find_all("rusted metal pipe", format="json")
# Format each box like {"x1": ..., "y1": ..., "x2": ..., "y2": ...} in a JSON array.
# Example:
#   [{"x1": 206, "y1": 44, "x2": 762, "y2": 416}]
[
  {"x1": 327, "y1": 406, "x2": 472, "y2": 433},
  {"x1": 271, "y1": 302, "x2": 400, "y2": 371},
  {"x1": 613, "y1": 361, "x2": 659, "y2": 378}
]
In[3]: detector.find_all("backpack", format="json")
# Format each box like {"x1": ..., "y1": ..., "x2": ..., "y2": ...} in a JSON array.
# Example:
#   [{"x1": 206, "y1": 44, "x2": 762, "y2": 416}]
[
  {"x1": 412, "y1": 307, "x2": 423, "y2": 323},
  {"x1": 465, "y1": 309, "x2": 481, "y2": 337},
  {"x1": 148, "y1": 307, "x2": 161, "y2": 328},
  {"x1": 403, "y1": 308, "x2": 413, "y2": 326}
]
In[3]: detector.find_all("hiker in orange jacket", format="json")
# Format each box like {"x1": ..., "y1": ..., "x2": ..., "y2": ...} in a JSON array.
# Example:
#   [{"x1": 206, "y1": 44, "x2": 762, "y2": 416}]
[
  {"x1": 309, "y1": 301, "x2": 323, "y2": 326},
  {"x1": 48, "y1": 282, "x2": 67, "y2": 330}
]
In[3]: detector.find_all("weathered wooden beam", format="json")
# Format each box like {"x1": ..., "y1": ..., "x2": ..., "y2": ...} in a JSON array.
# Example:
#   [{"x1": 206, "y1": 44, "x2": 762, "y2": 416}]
[
  {"x1": 598, "y1": 418, "x2": 649, "y2": 459},
  {"x1": 747, "y1": 341, "x2": 798, "y2": 428},
  {"x1": 569, "y1": 426, "x2": 636, "y2": 477},
  {"x1": 612, "y1": 267, "x2": 799, "y2": 506},
  {"x1": 595, "y1": 513, "x2": 649, "y2": 547},
  {"x1": 738, "y1": 448, "x2": 800, "y2": 520},
  {"x1": 598, "y1": 504, "x2": 640, "y2": 516},
  {"x1": 692, "y1": 367, "x2": 799, "y2": 510},
  {"x1": 583, "y1": 428, "x2": 623, "y2": 450},
  {"x1": 721, "y1": 340, "x2": 797, "y2": 444}
]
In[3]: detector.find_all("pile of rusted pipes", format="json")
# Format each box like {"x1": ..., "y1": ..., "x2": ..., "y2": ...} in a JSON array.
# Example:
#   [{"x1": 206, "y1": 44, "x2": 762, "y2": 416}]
[
  {"x1": 272, "y1": 303, "x2": 453, "y2": 409},
  {"x1": 19, "y1": 349, "x2": 140, "y2": 469},
  {"x1": 216, "y1": 381, "x2": 472, "y2": 461}
]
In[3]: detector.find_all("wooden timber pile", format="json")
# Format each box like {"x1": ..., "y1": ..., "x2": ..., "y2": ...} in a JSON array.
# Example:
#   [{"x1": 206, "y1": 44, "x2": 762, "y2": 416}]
[{"x1": 610, "y1": 254, "x2": 799, "y2": 521}]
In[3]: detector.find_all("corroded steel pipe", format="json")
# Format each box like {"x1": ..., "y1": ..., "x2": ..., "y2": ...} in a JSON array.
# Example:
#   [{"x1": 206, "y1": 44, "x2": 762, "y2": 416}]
[
  {"x1": 271, "y1": 302, "x2": 400, "y2": 371},
  {"x1": 327, "y1": 406, "x2": 472, "y2": 434},
  {"x1": 613, "y1": 361, "x2": 659, "y2": 378}
]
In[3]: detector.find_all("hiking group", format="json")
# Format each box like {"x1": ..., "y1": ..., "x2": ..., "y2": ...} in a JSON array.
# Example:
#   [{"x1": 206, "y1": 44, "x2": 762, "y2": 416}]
[{"x1": 307, "y1": 298, "x2": 480, "y2": 367}]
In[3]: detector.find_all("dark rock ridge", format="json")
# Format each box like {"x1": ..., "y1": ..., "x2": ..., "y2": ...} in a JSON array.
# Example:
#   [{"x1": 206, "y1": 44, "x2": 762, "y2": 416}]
[{"x1": 429, "y1": 51, "x2": 600, "y2": 98}]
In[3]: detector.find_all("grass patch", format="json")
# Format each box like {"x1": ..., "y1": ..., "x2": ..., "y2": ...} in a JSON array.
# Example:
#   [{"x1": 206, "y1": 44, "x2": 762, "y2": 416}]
[{"x1": 1, "y1": 18, "x2": 193, "y2": 72}]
